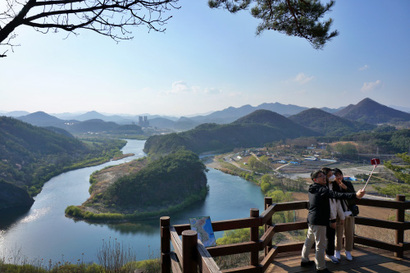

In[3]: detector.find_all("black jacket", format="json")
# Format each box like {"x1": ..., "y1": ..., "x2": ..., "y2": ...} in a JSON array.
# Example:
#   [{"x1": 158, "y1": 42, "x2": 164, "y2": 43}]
[
  {"x1": 332, "y1": 179, "x2": 356, "y2": 211},
  {"x1": 307, "y1": 182, "x2": 357, "y2": 226}
]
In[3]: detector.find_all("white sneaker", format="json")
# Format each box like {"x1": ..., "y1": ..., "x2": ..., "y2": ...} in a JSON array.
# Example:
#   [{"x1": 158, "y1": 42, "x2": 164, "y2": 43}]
[
  {"x1": 334, "y1": 250, "x2": 341, "y2": 260},
  {"x1": 345, "y1": 251, "x2": 353, "y2": 261},
  {"x1": 326, "y1": 254, "x2": 339, "y2": 264}
]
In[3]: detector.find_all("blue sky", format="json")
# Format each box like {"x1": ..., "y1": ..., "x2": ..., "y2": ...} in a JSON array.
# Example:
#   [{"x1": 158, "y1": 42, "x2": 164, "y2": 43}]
[{"x1": 1, "y1": 0, "x2": 409, "y2": 116}]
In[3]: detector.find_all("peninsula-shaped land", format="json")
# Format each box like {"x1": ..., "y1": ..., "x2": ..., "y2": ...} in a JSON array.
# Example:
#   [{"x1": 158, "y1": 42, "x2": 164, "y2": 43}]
[{"x1": 65, "y1": 150, "x2": 208, "y2": 222}]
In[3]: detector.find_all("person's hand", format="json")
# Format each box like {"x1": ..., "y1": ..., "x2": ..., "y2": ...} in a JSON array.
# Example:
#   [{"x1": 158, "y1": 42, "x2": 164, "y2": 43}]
[
  {"x1": 330, "y1": 222, "x2": 336, "y2": 229},
  {"x1": 337, "y1": 180, "x2": 347, "y2": 189},
  {"x1": 356, "y1": 189, "x2": 365, "y2": 199}
]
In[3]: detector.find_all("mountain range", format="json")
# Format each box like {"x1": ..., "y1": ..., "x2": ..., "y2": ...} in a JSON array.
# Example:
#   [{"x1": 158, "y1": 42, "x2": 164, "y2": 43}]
[
  {"x1": 143, "y1": 98, "x2": 410, "y2": 155},
  {"x1": 289, "y1": 108, "x2": 376, "y2": 136},
  {"x1": 143, "y1": 109, "x2": 321, "y2": 155},
  {"x1": 16, "y1": 111, "x2": 143, "y2": 135},
  {"x1": 2, "y1": 98, "x2": 410, "y2": 133}
]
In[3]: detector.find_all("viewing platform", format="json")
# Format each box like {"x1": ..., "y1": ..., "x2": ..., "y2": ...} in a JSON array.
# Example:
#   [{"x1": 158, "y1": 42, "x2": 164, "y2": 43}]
[
  {"x1": 160, "y1": 195, "x2": 410, "y2": 273},
  {"x1": 268, "y1": 246, "x2": 410, "y2": 272}
]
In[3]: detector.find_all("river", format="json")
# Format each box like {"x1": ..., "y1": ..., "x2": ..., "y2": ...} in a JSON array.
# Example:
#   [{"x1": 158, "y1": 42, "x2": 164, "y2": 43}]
[{"x1": 0, "y1": 140, "x2": 265, "y2": 264}]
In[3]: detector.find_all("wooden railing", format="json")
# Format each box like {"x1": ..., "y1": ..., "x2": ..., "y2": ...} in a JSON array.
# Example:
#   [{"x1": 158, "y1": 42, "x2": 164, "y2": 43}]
[{"x1": 160, "y1": 194, "x2": 410, "y2": 273}]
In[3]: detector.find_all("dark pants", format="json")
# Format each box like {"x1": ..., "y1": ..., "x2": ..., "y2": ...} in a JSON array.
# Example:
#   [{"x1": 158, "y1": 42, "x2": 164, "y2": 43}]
[{"x1": 326, "y1": 224, "x2": 335, "y2": 256}]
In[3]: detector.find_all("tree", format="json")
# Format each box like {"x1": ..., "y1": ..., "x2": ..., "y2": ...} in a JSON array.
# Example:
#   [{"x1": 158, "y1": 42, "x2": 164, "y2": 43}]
[
  {"x1": 334, "y1": 143, "x2": 358, "y2": 160},
  {"x1": 208, "y1": 0, "x2": 338, "y2": 49},
  {"x1": 385, "y1": 153, "x2": 410, "y2": 184},
  {"x1": 0, "y1": 0, "x2": 178, "y2": 57}
]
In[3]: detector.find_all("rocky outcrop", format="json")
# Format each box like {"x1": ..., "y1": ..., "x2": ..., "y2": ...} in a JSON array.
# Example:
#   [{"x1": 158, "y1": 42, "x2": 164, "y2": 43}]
[{"x1": 0, "y1": 181, "x2": 34, "y2": 212}]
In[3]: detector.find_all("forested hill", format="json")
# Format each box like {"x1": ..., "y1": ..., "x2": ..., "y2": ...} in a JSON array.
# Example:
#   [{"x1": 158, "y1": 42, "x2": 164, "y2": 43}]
[
  {"x1": 103, "y1": 150, "x2": 207, "y2": 212},
  {"x1": 0, "y1": 116, "x2": 126, "y2": 211},
  {"x1": 289, "y1": 108, "x2": 376, "y2": 136},
  {"x1": 66, "y1": 150, "x2": 208, "y2": 220},
  {"x1": 335, "y1": 98, "x2": 410, "y2": 124},
  {"x1": 143, "y1": 110, "x2": 319, "y2": 155}
]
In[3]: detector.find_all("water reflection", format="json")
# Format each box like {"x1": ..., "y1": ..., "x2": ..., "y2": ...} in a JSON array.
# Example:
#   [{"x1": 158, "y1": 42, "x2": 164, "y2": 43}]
[
  {"x1": 0, "y1": 140, "x2": 265, "y2": 262},
  {"x1": 105, "y1": 222, "x2": 158, "y2": 235},
  {"x1": 0, "y1": 207, "x2": 31, "y2": 230}
]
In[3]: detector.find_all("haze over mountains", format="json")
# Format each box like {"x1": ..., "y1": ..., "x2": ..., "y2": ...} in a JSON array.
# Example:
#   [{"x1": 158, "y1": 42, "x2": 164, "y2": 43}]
[{"x1": 1, "y1": 98, "x2": 410, "y2": 133}]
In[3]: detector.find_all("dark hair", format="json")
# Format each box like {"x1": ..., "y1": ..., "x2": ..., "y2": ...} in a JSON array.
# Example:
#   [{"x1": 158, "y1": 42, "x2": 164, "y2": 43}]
[
  {"x1": 333, "y1": 168, "x2": 343, "y2": 176},
  {"x1": 311, "y1": 170, "x2": 324, "y2": 180},
  {"x1": 321, "y1": 167, "x2": 332, "y2": 175}
]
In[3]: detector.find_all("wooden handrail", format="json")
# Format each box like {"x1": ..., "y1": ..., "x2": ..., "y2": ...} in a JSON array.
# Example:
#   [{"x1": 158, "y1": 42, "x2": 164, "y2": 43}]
[
  {"x1": 196, "y1": 241, "x2": 220, "y2": 273},
  {"x1": 161, "y1": 194, "x2": 410, "y2": 272}
]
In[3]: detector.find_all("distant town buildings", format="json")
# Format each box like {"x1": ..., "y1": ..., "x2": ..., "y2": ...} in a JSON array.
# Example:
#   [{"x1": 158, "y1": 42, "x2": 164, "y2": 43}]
[{"x1": 138, "y1": 116, "x2": 149, "y2": 127}]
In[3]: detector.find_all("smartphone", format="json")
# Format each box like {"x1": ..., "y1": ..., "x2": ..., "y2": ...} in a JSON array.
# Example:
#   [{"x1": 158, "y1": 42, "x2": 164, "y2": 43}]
[{"x1": 371, "y1": 158, "x2": 380, "y2": 165}]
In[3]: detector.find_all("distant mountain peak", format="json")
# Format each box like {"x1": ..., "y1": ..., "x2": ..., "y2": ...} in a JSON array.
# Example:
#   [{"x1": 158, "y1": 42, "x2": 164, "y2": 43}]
[
  {"x1": 289, "y1": 107, "x2": 376, "y2": 136},
  {"x1": 335, "y1": 98, "x2": 410, "y2": 124},
  {"x1": 234, "y1": 109, "x2": 288, "y2": 126}
]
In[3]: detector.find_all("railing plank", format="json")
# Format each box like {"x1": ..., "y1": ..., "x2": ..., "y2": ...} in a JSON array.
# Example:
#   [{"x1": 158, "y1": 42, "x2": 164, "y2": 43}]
[
  {"x1": 212, "y1": 218, "x2": 261, "y2": 231},
  {"x1": 260, "y1": 247, "x2": 279, "y2": 272},
  {"x1": 260, "y1": 201, "x2": 308, "y2": 224},
  {"x1": 221, "y1": 265, "x2": 260, "y2": 273},
  {"x1": 207, "y1": 241, "x2": 260, "y2": 257},
  {"x1": 276, "y1": 242, "x2": 305, "y2": 253},
  {"x1": 403, "y1": 242, "x2": 410, "y2": 251},
  {"x1": 355, "y1": 217, "x2": 406, "y2": 230},
  {"x1": 354, "y1": 235, "x2": 402, "y2": 252},
  {"x1": 260, "y1": 226, "x2": 275, "y2": 249},
  {"x1": 356, "y1": 198, "x2": 409, "y2": 209},
  {"x1": 272, "y1": 201, "x2": 309, "y2": 212},
  {"x1": 273, "y1": 221, "x2": 308, "y2": 233},
  {"x1": 170, "y1": 252, "x2": 182, "y2": 273},
  {"x1": 197, "y1": 240, "x2": 221, "y2": 273},
  {"x1": 170, "y1": 226, "x2": 183, "y2": 264},
  {"x1": 260, "y1": 204, "x2": 276, "y2": 224},
  {"x1": 174, "y1": 218, "x2": 262, "y2": 235},
  {"x1": 173, "y1": 224, "x2": 191, "y2": 234}
]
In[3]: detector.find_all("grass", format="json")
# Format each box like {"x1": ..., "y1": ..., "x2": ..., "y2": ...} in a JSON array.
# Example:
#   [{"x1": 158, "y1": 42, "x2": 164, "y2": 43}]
[{"x1": 0, "y1": 239, "x2": 160, "y2": 273}]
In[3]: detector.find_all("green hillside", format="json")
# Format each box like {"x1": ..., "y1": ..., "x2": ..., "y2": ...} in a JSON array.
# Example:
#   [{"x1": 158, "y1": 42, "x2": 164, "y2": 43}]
[
  {"x1": 66, "y1": 150, "x2": 208, "y2": 220},
  {"x1": 0, "y1": 116, "x2": 126, "y2": 201},
  {"x1": 335, "y1": 98, "x2": 410, "y2": 124},
  {"x1": 144, "y1": 110, "x2": 319, "y2": 155},
  {"x1": 289, "y1": 108, "x2": 376, "y2": 136}
]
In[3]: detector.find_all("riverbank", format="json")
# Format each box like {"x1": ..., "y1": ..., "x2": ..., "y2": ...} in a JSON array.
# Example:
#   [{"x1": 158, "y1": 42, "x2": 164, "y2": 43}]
[{"x1": 66, "y1": 150, "x2": 209, "y2": 222}]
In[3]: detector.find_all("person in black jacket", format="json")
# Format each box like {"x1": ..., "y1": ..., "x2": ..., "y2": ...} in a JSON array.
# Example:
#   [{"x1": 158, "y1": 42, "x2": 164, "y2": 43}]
[{"x1": 300, "y1": 170, "x2": 365, "y2": 273}]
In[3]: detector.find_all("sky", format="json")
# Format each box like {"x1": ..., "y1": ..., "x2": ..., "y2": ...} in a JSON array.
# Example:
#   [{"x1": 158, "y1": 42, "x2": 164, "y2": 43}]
[{"x1": 0, "y1": 0, "x2": 409, "y2": 117}]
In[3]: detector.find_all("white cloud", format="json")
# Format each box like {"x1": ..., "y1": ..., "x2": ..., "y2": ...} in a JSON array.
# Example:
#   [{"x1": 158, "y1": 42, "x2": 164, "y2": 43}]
[
  {"x1": 168, "y1": 81, "x2": 190, "y2": 94},
  {"x1": 361, "y1": 80, "x2": 382, "y2": 92},
  {"x1": 294, "y1": 73, "x2": 314, "y2": 84},
  {"x1": 359, "y1": 64, "x2": 370, "y2": 71},
  {"x1": 204, "y1": 87, "x2": 221, "y2": 95},
  {"x1": 165, "y1": 81, "x2": 221, "y2": 95}
]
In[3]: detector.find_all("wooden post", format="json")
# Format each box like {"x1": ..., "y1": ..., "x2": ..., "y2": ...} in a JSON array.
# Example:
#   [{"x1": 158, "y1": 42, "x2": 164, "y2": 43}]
[
  {"x1": 182, "y1": 230, "x2": 198, "y2": 273},
  {"x1": 160, "y1": 216, "x2": 171, "y2": 273},
  {"x1": 250, "y1": 208, "x2": 259, "y2": 267},
  {"x1": 395, "y1": 194, "x2": 405, "y2": 258},
  {"x1": 264, "y1": 197, "x2": 273, "y2": 256}
]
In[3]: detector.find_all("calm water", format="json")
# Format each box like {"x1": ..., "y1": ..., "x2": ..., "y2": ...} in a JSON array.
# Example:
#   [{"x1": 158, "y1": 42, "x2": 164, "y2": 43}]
[{"x1": 0, "y1": 140, "x2": 264, "y2": 264}]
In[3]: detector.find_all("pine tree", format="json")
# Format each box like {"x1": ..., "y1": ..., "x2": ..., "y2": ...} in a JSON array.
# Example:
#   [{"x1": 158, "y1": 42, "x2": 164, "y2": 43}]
[{"x1": 208, "y1": 0, "x2": 338, "y2": 49}]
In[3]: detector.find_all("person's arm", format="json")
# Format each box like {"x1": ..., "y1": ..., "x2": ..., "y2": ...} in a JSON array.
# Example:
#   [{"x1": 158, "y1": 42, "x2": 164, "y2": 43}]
[{"x1": 328, "y1": 188, "x2": 365, "y2": 199}]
